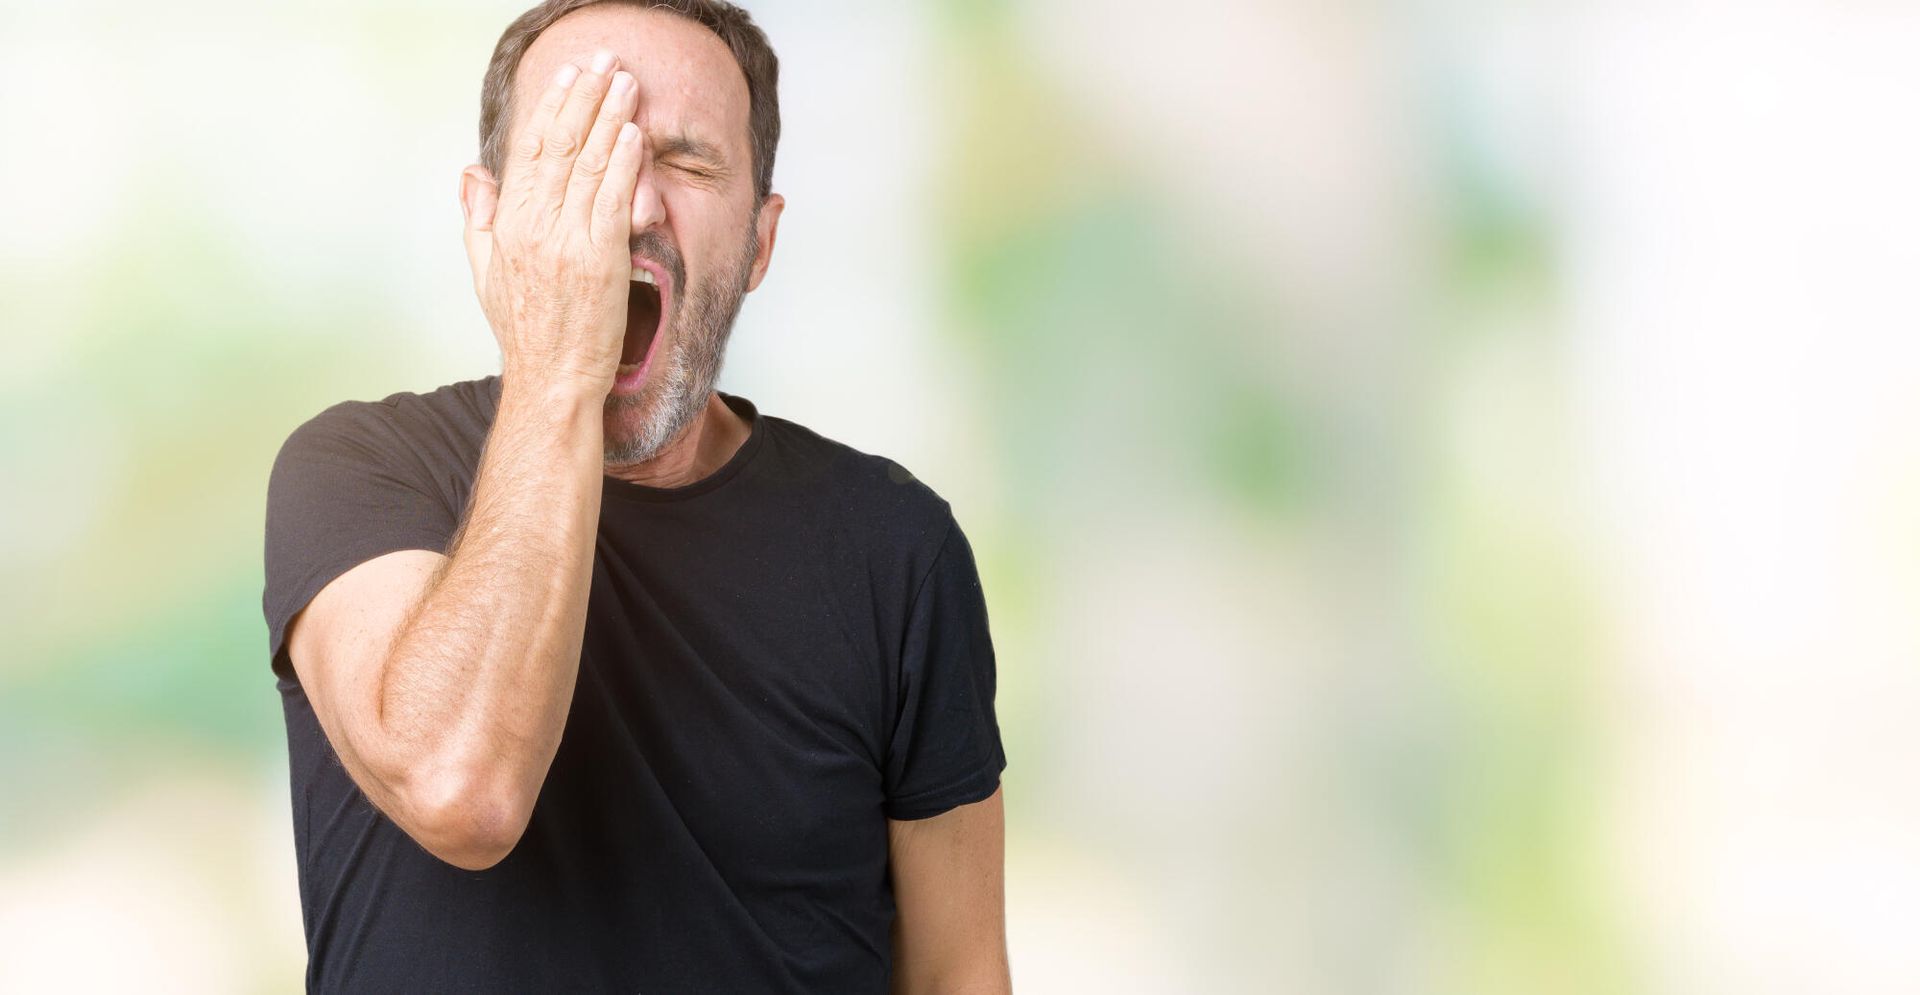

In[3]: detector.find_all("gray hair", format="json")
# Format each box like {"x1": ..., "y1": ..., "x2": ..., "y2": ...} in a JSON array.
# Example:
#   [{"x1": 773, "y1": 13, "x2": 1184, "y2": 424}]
[{"x1": 478, "y1": 0, "x2": 781, "y2": 201}]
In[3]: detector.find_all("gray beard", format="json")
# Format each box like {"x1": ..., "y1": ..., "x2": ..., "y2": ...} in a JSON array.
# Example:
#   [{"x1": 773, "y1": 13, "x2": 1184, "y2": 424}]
[{"x1": 602, "y1": 224, "x2": 759, "y2": 467}]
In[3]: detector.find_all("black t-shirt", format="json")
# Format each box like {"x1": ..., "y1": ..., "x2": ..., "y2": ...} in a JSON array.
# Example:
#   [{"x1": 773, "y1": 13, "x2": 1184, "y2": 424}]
[{"x1": 259, "y1": 375, "x2": 1006, "y2": 992}]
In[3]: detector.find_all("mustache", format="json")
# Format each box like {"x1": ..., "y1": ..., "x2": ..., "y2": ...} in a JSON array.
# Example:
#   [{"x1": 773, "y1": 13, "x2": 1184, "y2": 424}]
[{"x1": 629, "y1": 232, "x2": 685, "y2": 291}]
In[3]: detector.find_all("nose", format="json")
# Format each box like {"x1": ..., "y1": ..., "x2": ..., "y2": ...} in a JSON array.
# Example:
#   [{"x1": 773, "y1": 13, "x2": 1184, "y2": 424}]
[{"x1": 628, "y1": 144, "x2": 666, "y2": 237}]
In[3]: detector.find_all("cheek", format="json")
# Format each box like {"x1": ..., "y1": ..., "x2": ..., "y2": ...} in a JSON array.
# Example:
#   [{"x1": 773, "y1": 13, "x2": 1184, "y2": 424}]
[{"x1": 670, "y1": 206, "x2": 747, "y2": 274}]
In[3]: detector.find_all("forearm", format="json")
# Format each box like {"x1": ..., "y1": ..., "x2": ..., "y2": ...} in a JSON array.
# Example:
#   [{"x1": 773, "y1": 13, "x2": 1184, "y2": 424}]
[{"x1": 368, "y1": 373, "x2": 605, "y2": 851}]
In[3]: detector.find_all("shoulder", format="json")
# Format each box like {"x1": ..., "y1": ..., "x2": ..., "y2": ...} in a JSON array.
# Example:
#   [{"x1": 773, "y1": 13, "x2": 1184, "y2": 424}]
[
  {"x1": 275, "y1": 374, "x2": 498, "y2": 470},
  {"x1": 748, "y1": 400, "x2": 958, "y2": 559}
]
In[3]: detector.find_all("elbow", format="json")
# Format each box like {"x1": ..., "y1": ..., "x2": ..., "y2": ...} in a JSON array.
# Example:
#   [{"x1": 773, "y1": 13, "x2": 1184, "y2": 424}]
[{"x1": 406, "y1": 772, "x2": 533, "y2": 871}]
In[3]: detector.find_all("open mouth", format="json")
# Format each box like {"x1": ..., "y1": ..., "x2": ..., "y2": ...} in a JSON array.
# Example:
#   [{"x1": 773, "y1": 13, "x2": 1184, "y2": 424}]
[{"x1": 622, "y1": 266, "x2": 664, "y2": 367}]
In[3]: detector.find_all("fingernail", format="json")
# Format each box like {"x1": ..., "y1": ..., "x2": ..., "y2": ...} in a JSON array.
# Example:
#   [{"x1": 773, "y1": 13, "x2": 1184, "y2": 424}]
[
  {"x1": 590, "y1": 50, "x2": 615, "y2": 74},
  {"x1": 555, "y1": 63, "x2": 580, "y2": 88},
  {"x1": 618, "y1": 122, "x2": 639, "y2": 145},
  {"x1": 610, "y1": 71, "x2": 633, "y2": 94}
]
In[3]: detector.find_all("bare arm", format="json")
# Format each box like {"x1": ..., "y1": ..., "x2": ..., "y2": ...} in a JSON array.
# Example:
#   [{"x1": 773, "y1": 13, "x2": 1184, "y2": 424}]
[
  {"x1": 282, "y1": 52, "x2": 645, "y2": 871},
  {"x1": 364, "y1": 379, "x2": 603, "y2": 868},
  {"x1": 888, "y1": 786, "x2": 1011, "y2": 994}
]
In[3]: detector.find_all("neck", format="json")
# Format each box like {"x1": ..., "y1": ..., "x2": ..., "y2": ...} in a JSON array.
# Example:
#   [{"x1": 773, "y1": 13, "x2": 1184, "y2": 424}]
[{"x1": 602, "y1": 392, "x2": 748, "y2": 489}]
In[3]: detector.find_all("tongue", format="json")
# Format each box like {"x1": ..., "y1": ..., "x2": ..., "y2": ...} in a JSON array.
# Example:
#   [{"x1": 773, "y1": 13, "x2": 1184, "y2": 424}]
[{"x1": 623, "y1": 282, "x2": 661, "y2": 364}]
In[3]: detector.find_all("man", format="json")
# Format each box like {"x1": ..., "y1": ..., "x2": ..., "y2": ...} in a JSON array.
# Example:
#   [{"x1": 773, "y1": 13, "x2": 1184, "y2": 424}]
[{"x1": 258, "y1": 1, "x2": 1010, "y2": 990}]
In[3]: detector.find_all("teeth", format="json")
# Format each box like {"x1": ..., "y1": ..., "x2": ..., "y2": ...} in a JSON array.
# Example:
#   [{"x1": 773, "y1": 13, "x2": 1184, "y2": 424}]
[{"x1": 630, "y1": 267, "x2": 656, "y2": 285}]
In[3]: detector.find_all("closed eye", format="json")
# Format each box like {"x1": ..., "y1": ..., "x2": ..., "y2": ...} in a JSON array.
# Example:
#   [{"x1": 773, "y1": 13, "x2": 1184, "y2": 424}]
[{"x1": 651, "y1": 132, "x2": 730, "y2": 184}]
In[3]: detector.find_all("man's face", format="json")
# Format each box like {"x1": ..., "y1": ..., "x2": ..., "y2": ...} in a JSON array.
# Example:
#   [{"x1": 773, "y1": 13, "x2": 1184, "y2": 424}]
[{"x1": 505, "y1": 5, "x2": 778, "y2": 465}]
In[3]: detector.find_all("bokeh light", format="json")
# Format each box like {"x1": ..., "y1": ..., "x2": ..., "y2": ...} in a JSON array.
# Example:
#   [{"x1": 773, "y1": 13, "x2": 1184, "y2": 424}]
[{"x1": 3, "y1": 0, "x2": 1918, "y2": 990}]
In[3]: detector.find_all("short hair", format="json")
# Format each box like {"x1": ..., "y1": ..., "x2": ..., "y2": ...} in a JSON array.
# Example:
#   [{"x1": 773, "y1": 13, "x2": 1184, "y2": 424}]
[{"x1": 478, "y1": 0, "x2": 781, "y2": 201}]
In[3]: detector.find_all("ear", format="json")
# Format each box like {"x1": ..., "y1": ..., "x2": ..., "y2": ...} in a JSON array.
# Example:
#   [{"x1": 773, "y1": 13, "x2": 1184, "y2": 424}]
[
  {"x1": 459, "y1": 164, "x2": 500, "y2": 294},
  {"x1": 744, "y1": 192, "x2": 785, "y2": 293}
]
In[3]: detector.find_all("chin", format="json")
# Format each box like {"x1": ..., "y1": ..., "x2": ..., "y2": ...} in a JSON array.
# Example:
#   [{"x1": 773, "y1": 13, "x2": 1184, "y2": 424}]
[
  {"x1": 601, "y1": 354, "x2": 704, "y2": 467},
  {"x1": 603, "y1": 400, "x2": 664, "y2": 465}
]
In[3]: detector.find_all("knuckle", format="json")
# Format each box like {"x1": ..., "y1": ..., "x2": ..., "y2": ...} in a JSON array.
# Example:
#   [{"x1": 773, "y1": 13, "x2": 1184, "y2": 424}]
[
  {"x1": 574, "y1": 150, "x2": 608, "y2": 176},
  {"x1": 542, "y1": 131, "x2": 579, "y2": 158}
]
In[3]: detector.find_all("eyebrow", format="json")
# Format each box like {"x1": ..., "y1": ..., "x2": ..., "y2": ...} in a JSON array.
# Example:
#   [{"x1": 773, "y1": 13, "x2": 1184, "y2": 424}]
[{"x1": 652, "y1": 132, "x2": 729, "y2": 170}]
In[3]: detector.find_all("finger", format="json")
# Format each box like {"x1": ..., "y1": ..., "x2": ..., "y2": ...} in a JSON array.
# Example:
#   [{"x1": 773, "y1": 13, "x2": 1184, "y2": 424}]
[
  {"x1": 563, "y1": 69, "x2": 637, "y2": 229},
  {"x1": 591, "y1": 121, "x2": 644, "y2": 247},
  {"x1": 503, "y1": 61, "x2": 581, "y2": 192},
  {"x1": 534, "y1": 50, "x2": 618, "y2": 213}
]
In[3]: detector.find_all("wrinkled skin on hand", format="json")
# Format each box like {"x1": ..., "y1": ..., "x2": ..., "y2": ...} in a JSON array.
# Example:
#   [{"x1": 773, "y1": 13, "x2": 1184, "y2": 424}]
[{"x1": 461, "y1": 51, "x2": 643, "y2": 395}]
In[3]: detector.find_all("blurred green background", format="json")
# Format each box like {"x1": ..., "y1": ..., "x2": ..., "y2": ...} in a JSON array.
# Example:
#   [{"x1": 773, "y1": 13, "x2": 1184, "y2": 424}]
[{"x1": 5, "y1": 0, "x2": 1919, "y2": 991}]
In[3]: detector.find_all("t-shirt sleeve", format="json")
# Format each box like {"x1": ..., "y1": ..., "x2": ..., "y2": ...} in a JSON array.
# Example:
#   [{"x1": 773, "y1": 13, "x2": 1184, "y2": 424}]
[
  {"x1": 261, "y1": 402, "x2": 460, "y2": 681},
  {"x1": 882, "y1": 515, "x2": 1008, "y2": 820}
]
